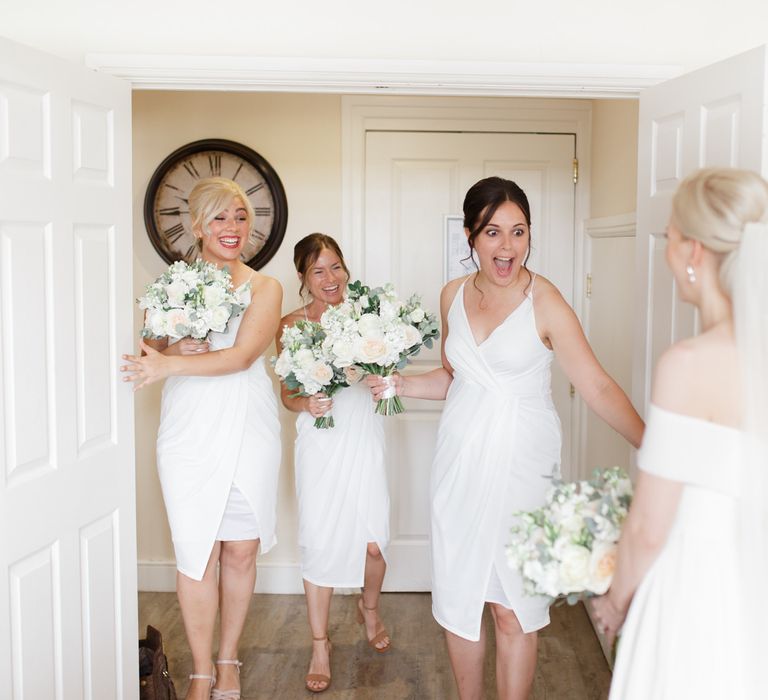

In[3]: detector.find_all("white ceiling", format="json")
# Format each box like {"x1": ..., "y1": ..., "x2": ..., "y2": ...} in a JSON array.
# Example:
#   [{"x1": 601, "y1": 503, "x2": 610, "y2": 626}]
[{"x1": 2, "y1": 0, "x2": 767, "y2": 79}]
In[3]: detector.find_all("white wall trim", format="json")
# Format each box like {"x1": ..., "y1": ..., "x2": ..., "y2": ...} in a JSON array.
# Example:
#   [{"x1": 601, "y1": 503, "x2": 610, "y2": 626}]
[
  {"x1": 138, "y1": 561, "x2": 363, "y2": 595},
  {"x1": 573, "y1": 213, "x2": 637, "y2": 479},
  {"x1": 85, "y1": 54, "x2": 679, "y2": 98},
  {"x1": 138, "y1": 560, "x2": 306, "y2": 594}
]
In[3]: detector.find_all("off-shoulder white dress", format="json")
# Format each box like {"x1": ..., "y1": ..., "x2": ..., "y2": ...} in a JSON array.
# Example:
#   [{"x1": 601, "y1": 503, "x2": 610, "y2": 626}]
[
  {"x1": 610, "y1": 405, "x2": 753, "y2": 699},
  {"x1": 156, "y1": 286, "x2": 281, "y2": 581}
]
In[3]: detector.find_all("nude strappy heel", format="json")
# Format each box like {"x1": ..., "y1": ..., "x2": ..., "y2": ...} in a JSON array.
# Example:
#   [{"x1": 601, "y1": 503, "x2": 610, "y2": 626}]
[
  {"x1": 211, "y1": 659, "x2": 242, "y2": 700},
  {"x1": 188, "y1": 664, "x2": 215, "y2": 697},
  {"x1": 305, "y1": 636, "x2": 332, "y2": 693},
  {"x1": 356, "y1": 595, "x2": 392, "y2": 653}
]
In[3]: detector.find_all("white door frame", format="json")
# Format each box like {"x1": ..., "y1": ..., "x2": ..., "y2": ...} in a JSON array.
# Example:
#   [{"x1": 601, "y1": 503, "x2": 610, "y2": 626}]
[{"x1": 342, "y1": 95, "x2": 593, "y2": 468}]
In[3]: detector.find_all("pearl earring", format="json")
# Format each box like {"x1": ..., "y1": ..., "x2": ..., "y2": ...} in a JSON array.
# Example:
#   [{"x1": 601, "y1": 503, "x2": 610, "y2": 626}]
[{"x1": 686, "y1": 264, "x2": 696, "y2": 283}]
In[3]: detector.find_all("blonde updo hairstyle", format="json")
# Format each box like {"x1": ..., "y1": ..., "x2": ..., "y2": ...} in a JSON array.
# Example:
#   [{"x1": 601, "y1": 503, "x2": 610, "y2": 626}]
[
  {"x1": 671, "y1": 168, "x2": 768, "y2": 295},
  {"x1": 188, "y1": 177, "x2": 255, "y2": 249}
]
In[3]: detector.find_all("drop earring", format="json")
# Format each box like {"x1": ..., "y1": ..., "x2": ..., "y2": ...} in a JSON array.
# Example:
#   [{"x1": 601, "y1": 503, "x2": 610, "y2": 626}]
[{"x1": 686, "y1": 264, "x2": 696, "y2": 283}]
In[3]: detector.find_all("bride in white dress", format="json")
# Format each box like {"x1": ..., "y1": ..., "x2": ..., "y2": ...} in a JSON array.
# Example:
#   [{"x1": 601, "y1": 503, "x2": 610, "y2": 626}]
[
  {"x1": 121, "y1": 177, "x2": 282, "y2": 700},
  {"x1": 592, "y1": 168, "x2": 768, "y2": 699},
  {"x1": 276, "y1": 234, "x2": 391, "y2": 694},
  {"x1": 368, "y1": 177, "x2": 644, "y2": 699}
]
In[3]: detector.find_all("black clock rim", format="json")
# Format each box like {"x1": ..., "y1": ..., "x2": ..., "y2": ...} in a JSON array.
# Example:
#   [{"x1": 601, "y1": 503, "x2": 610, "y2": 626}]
[{"x1": 142, "y1": 138, "x2": 288, "y2": 271}]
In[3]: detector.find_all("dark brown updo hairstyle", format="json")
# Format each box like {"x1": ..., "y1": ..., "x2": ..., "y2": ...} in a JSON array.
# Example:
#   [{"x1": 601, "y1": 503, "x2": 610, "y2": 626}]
[
  {"x1": 463, "y1": 176, "x2": 533, "y2": 287},
  {"x1": 293, "y1": 233, "x2": 350, "y2": 298}
]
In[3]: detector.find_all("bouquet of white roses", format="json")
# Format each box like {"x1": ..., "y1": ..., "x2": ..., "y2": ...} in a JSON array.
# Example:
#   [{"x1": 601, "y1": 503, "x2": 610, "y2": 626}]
[
  {"x1": 506, "y1": 466, "x2": 632, "y2": 604},
  {"x1": 138, "y1": 260, "x2": 247, "y2": 340},
  {"x1": 320, "y1": 280, "x2": 440, "y2": 416},
  {"x1": 273, "y1": 320, "x2": 357, "y2": 429}
]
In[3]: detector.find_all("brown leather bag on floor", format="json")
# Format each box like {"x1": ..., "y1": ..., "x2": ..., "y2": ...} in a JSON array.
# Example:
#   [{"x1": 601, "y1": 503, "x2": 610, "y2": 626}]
[{"x1": 139, "y1": 625, "x2": 177, "y2": 700}]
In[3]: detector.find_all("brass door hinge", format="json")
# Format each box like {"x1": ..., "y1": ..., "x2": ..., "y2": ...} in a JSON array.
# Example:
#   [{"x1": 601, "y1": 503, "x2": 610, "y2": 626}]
[
  {"x1": 573, "y1": 158, "x2": 579, "y2": 184},
  {"x1": 586, "y1": 273, "x2": 592, "y2": 298},
  {"x1": 569, "y1": 383, "x2": 576, "y2": 398}
]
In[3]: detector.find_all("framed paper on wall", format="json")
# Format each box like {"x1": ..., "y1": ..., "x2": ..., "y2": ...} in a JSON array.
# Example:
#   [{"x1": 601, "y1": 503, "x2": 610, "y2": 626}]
[{"x1": 444, "y1": 214, "x2": 476, "y2": 283}]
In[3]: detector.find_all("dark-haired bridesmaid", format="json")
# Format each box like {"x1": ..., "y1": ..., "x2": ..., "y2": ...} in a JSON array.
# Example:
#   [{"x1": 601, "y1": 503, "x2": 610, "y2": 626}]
[
  {"x1": 276, "y1": 233, "x2": 391, "y2": 694},
  {"x1": 368, "y1": 178, "x2": 644, "y2": 699}
]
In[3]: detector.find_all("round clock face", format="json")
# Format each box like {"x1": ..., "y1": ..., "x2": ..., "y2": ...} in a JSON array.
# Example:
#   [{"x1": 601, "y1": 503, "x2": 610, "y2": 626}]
[{"x1": 144, "y1": 139, "x2": 288, "y2": 269}]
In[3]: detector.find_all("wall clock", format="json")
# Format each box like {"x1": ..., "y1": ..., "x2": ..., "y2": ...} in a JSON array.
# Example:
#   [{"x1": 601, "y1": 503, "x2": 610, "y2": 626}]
[{"x1": 143, "y1": 138, "x2": 288, "y2": 269}]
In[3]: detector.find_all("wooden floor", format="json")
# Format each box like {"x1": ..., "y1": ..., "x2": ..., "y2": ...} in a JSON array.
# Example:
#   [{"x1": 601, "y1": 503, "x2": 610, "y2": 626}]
[{"x1": 139, "y1": 592, "x2": 610, "y2": 699}]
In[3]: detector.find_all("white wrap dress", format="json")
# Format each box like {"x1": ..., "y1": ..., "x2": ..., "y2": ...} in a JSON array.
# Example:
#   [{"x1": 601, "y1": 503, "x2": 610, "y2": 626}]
[
  {"x1": 294, "y1": 381, "x2": 390, "y2": 587},
  {"x1": 156, "y1": 287, "x2": 281, "y2": 581},
  {"x1": 431, "y1": 278, "x2": 558, "y2": 641},
  {"x1": 609, "y1": 406, "x2": 754, "y2": 699}
]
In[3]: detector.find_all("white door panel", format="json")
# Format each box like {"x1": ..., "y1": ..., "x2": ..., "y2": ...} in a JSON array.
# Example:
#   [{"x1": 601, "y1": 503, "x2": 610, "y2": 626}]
[
  {"x1": 0, "y1": 38, "x2": 136, "y2": 699},
  {"x1": 633, "y1": 45, "x2": 768, "y2": 416},
  {"x1": 365, "y1": 131, "x2": 575, "y2": 589}
]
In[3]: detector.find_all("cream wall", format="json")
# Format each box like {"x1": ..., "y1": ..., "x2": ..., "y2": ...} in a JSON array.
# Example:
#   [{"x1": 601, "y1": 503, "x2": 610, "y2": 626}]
[
  {"x1": 133, "y1": 92, "x2": 640, "y2": 590},
  {"x1": 590, "y1": 99, "x2": 639, "y2": 217},
  {"x1": 132, "y1": 91, "x2": 342, "y2": 590}
]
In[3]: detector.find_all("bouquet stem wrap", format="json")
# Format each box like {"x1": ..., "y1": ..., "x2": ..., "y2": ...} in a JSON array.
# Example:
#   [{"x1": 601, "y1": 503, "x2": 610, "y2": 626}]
[{"x1": 363, "y1": 369, "x2": 404, "y2": 416}]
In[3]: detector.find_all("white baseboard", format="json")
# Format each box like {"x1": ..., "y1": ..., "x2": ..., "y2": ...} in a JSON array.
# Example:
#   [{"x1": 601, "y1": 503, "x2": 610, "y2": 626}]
[
  {"x1": 137, "y1": 560, "x2": 361, "y2": 596},
  {"x1": 138, "y1": 560, "x2": 305, "y2": 594}
]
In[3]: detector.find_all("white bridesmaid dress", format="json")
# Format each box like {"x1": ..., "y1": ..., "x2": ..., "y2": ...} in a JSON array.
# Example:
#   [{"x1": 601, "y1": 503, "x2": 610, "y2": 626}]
[
  {"x1": 609, "y1": 405, "x2": 755, "y2": 699},
  {"x1": 294, "y1": 381, "x2": 390, "y2": 587},
  {"x1": 431, "y1": 277, "x2": 558, "y2": 641},
  {"x1": 156, "y1": 286, "x2": 281, "y2": 581}
]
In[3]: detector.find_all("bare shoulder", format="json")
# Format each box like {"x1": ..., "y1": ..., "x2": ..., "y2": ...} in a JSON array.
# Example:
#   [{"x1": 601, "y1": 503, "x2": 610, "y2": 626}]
[
  {"x1": 529, "y1": 273, "x2": 562, "y2": 304},
  {"x1": 529, "y1": 273, "x2": 572, "y2": 325},
  {"x1": 653, "y1": 323, "x2": 739, "y2": 417},
  {"x1": 251, "y1": 272, "x2": 282, "y2": 296},
  {"x1": 440, "y1": 275, "x2": 469, "y2": 309},
  {"x1": 280, "y1": 308, "x2": 304, "y2": 328}
]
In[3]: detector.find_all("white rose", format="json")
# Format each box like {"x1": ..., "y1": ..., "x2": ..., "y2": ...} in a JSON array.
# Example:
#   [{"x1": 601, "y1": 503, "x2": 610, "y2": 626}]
[
  {"x1": 331, "y1": 338, "x2": 356, "y2": 367},
  {"x1": 209, "y1": 305, "x2": 231, "y2": 333},
  {"x1": 557, "y1": 544, "x2": 591, "y2": 593},
  {"x1": 294, "y1": 348, "x2": 315, "y2": 371},
  {"x1": 359, "y1": 294, "x2": 370, "y2": 309},
  {"x1": 181, "y1": 269, "x2": 199, "y2": 287},
  {"x1": 409, "y1": 307, "x2": 425, "y2": 323},
  {"x1": 273, "y1": 351, "x2": 292, "y2": 378},
  {"x1": 309, "y1": 361, "x2": 333, "y2": 386},
  {"x1": 403, "y1": 323, "x2": 422, "y2": 348},
  {"x1": 356, "y1": 337, "x2": 389, "y2": 364},
  {"x1": 165, "y1": 308, "x2": 191, "y2": 338},
  {"x1": 145, "y1": 309, "x2": 168, "y2": 337},
  {"x1": 587, "y1": 541, "x2": 618, "y2": 595},
  {"x1": 165, "y1": 280, "x2": 189, "y2": 308},
  {"x1": 357, "y1": 313, "x2": 383, "y2": 338},
  {"x1": 343, "y1": 365, "x2": 363, "y2": 384},
  {"x1": 203, "y1": 284, "x2": 226, "y2": 308}
]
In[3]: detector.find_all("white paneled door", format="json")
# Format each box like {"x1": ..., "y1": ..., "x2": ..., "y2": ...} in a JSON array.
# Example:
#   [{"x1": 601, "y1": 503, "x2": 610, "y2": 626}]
[
  {"x1": 364, "y1": 131, "x2": 575, "y2": 589},
  {"x1": 633, "y1": 45, "x2": 768, "y2": 417},
  {"x1": 0, "y1": 39, "x2": 136, "y2": 699}
]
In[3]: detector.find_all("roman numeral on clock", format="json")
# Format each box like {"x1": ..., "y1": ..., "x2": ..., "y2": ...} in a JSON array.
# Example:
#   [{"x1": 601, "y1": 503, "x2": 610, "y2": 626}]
[
  {"x1": 246, "y1": 183, "x2": 265, "y2": 196},
  {"x1": 164, "y1": 223, "x2": 186, "y2": 244},
  {"x1": 253, "y1": 207, "x2": 272, "y2": 216},
  {"x1": 158, "y1": 207, "x2": 183, "y2": 216},
  {"x1": 208, "y1": 153, "x2": 222, "y2": 176},
  {"x1": 250, "y1": 229, "x2": 266, "y2": 243},
  {"x1": 183, "y1": 160, "x2": 200, "y2": 179}
]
